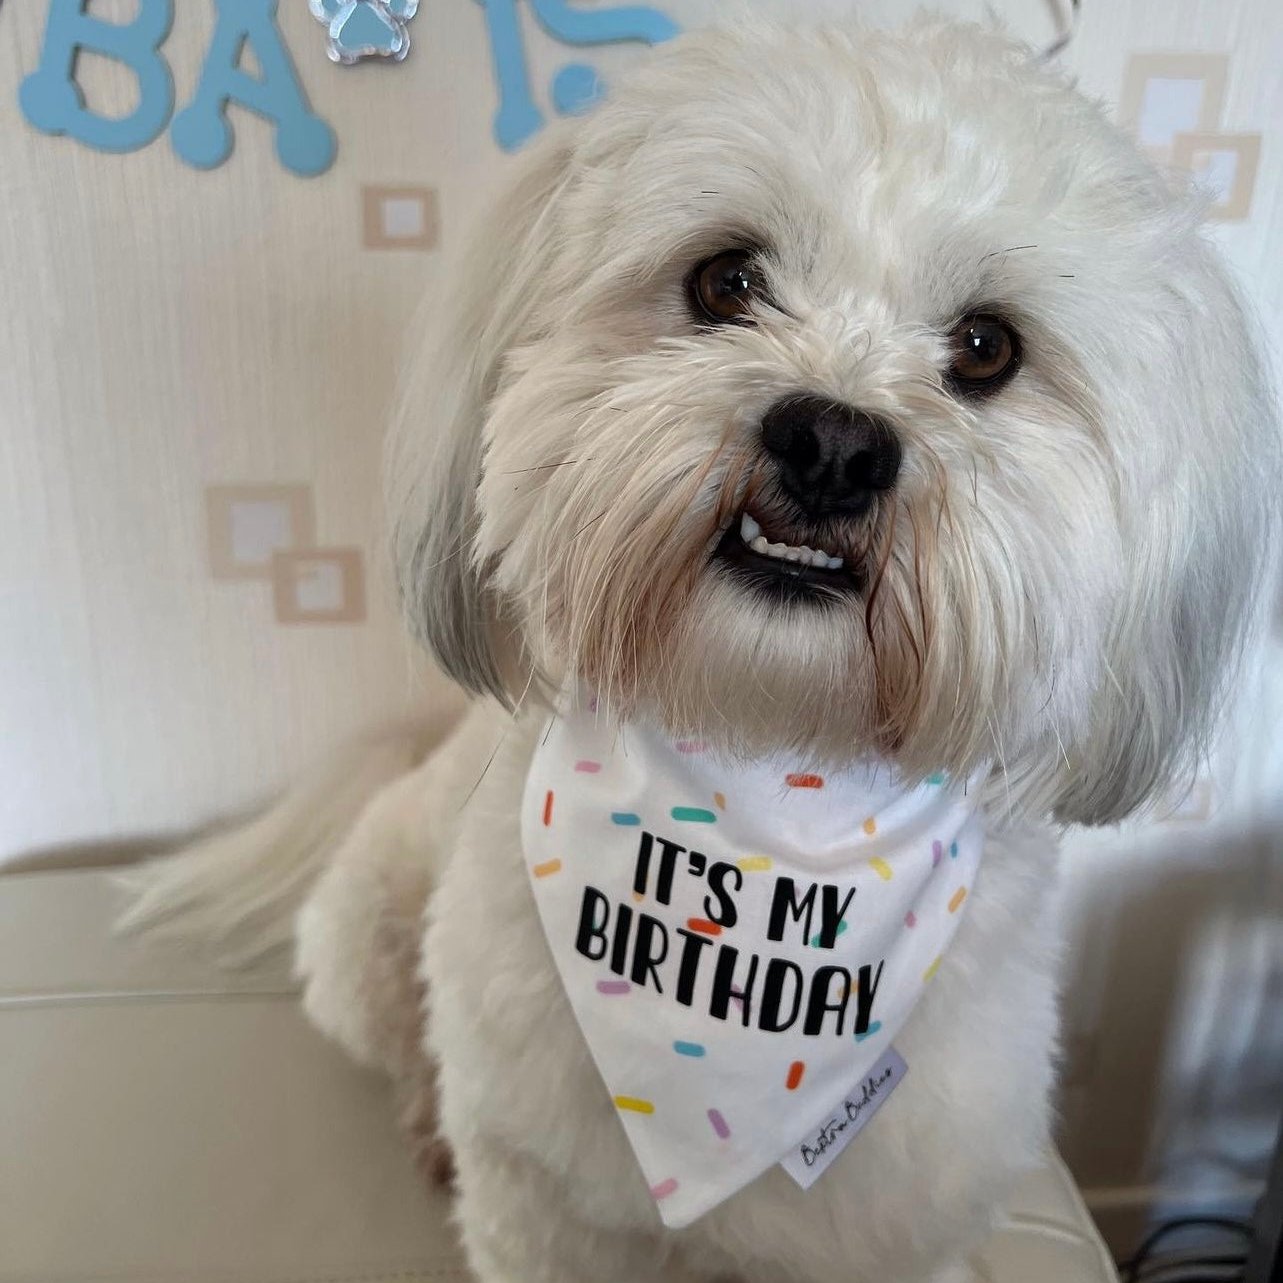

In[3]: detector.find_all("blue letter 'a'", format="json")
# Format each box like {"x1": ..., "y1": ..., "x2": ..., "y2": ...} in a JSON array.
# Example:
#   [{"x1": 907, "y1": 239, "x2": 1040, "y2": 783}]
[
  {"x1": 19, "y1": 0, "x2": 174, "y2": 154},
  {"x1": 171, "y1": 0, "x2": 336, "y2": 177}
]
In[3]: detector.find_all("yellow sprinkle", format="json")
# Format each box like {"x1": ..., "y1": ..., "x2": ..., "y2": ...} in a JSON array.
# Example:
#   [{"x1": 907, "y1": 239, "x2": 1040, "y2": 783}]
[
  {"x1": 923, "y1": 956, "x2": 942, "y2": 983},
  {"x1": 632, "y1": 891, "x2": 645, "y2": 903},
  {"x1": 862, "y1": 817, "x2": 877, "y2": 835},
  {"x1": 533, "y1": 859, "x2": 563, "y2": 878},
  {"x1": 738, "y1": 856, "x2": 773, "y2": 873},
  {"x1": 615, "y1": 1096, "x2": 655, "y2": 1115},
  {"x1": 870, "y1": 856, "x2": 893, "y2": 881},
  {"x1": 714, "y1": 792, "x2": 727, "y2": 810}
]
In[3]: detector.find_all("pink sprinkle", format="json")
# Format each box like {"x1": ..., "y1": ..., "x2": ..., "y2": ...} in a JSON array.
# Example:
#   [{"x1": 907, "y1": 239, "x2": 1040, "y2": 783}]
[
  {"x1": 932, "y1": 840, "x2": 943, "y2": 867},
  {"x1": 905, "y1": 910, "x2": 917, "y2": 928},
  {"x1": 574, "y1": 760, "x2": 602, "y2": 773},
  {"x1": 708, "y1": 1109, "x2": 731, "y2": 1139},
  {"x1": 651, "y1": 1178, "x2": 679, "y2": 1201},
  {"x1": 596, "y1": 980, "x2": 632, "y2": 996},
  {"x1": 676, "y1": 741, "x2": 708, "y2": 754}
]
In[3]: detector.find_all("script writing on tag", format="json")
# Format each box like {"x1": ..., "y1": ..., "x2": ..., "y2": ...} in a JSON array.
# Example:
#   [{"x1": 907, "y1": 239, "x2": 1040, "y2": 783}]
[{"x1": 779, "y1": 1048, "x2": 908, "y2": 1190}]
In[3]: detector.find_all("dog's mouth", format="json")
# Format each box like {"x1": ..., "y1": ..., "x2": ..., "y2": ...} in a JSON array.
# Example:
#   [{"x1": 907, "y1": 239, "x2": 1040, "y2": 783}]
[{"x1": 712, "y1": 510, "x2": 864, "y2": 601}]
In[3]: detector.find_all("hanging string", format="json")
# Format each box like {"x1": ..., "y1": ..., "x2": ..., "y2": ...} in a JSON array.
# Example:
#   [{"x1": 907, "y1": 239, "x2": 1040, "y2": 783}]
[{"x1": 1041, "y1": 0, "x2": 1082, "y2": 61}]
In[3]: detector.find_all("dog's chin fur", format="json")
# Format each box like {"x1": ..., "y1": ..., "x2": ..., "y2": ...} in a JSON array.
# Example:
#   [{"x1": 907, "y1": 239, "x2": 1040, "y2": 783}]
[{"x1": 125, "y1": 14, "x2": 1277, "y2": 1283}]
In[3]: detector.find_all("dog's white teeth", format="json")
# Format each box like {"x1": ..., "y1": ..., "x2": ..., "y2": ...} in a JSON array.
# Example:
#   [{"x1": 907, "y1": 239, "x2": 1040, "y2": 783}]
[{"x1": 736, "y1": 514, "x2": 845, "y2": 570}]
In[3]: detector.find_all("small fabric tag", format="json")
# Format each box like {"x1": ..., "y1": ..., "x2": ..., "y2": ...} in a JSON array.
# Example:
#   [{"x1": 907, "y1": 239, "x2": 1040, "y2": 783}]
[{"x1": 779, "y1": 1047, "x2": 908, "y2": 1190}]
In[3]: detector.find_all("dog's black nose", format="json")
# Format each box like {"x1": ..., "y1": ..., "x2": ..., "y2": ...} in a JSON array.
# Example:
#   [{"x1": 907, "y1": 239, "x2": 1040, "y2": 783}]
[{"x1": 760, "y1": 396, "x2": 902, "y2": 516}]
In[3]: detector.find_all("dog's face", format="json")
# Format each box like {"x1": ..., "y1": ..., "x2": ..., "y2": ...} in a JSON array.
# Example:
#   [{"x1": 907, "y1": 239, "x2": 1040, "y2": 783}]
[{"x1": 392, "y1": 18, "x2": 1274, "y2": 822}]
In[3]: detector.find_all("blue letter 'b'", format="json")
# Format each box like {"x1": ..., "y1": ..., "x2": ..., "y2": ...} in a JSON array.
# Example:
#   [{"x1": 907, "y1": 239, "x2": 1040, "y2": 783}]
[{"x1": 20, "y1": 0, "x2": 175, "y2": 153}]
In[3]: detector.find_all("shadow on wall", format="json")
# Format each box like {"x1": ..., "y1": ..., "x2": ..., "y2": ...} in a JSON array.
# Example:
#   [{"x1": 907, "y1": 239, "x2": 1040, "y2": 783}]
[{"x1": 1056, "y1": 819, "x2": 1283, "y2": 1253}]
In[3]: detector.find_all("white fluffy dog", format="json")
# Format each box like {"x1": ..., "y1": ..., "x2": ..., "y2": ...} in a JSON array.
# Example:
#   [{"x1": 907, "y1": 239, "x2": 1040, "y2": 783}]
[{"x1": 127, "y1": 14, "x2": 1276, "y2": 1283}]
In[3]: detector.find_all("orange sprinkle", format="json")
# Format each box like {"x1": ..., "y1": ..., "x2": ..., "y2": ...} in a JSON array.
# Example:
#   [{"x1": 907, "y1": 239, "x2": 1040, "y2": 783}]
[
  {"x1": 686, "y1": 918, "x2": 722, "y2": 936},
  {"x1": 533, "y1": 859, "x2": 562, "y2": 879},
  {"x1": 862, "y1": 816, "x2": 877, "y2": 835},
  {"x1": 714, "y1": 791, "x2": 726, "y2": 810},
  {"x1": 542, "y1": 790, "x2": 554, "y2": 827},
  {"x1": 786, "y1": 773, "x2": 824, "y2": 789},
  {"x1": 786, "y1": 1060, "x2": 806, "y2": 1091},
  {"x1": 949, "y1": 887, "x2": 968, "y2": 913},
  {"x1": 632, "y1": 891, "x2": 645, "y2": 903}
]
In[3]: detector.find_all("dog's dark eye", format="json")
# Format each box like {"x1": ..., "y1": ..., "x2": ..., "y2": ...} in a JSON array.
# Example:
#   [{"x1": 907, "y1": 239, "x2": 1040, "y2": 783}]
[
  {"x1": 947, "y1": 315, "x2": 1020, "y2": 392},
  {"x1": 689, "y1": 250, "x2": 766, "y2": 325}
]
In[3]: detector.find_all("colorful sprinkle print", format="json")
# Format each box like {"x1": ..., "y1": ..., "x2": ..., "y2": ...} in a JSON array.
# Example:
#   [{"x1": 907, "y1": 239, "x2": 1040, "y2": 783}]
[
  {"x1": 522, "y1": 692, "x2": 986, "y2": 1228},
  {"x1": 671, "y1": 807, "x2": 717, "y2": 823},
  {"x1": 785, "y1": 773, "x2": 824, "y2": 789},
  {"x1": 615, "y1": 1096, "x2": 655, "y2": 1114}
]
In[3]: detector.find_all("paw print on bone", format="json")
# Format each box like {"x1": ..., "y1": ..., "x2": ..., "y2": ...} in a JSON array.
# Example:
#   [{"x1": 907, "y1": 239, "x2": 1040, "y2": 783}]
[{"x1": 309, "y1": 0, "x2": 418, "y2": 65}]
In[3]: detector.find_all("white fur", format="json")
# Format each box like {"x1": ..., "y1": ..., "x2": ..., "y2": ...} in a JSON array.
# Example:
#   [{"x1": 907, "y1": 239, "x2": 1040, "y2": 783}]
[{"x1": 126, "y1": 13, "x2": 1276, "y2": 1283}]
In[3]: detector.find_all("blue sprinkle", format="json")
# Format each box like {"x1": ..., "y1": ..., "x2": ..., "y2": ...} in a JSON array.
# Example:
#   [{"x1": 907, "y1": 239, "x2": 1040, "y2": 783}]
[
  {"x1": 809, "y1": 920, "x2": 850, "y2": 948},
  {"x1": 671, "y1": 807, "x2": 717, "y2": 823},
  {"x1": 927, "y1": 772, "x2": 946, "y2": 785},
  {"x1": 611, "y1": 812, "x2": 641, "y2": 826},
  {"x1": 855, "y1": 1021, "x2": 883, "y2": 1043},
  {"x1": 673, "y1": 1041, "x2": 706, "y2": 1058},
  {"x1": 950, "y1": 841, "x2": 959, "y2": 858}
]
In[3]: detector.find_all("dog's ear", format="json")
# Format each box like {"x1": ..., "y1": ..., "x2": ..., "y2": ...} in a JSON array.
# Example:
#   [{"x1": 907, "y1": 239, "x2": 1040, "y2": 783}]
[
  {"x1": 387, "y1": 139, "x2": 573, "y2": 705},
  {"x1": 1052, "y1": 244, "x2": 1276, "y2": 825}
]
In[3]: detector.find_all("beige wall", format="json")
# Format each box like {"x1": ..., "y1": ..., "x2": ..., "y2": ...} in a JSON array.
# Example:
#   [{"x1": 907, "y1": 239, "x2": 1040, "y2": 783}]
[{"x1": 1, "y1": 0, "x2": 1279, "y2": 1252}]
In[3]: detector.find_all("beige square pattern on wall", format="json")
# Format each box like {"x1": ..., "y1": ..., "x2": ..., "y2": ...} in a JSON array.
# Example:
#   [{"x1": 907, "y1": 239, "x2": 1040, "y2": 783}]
[
  {"x1": 362, "y1": 185, "x2": 440, "y2": 251},
  {"x1": 1118, "y1": 53, "x2": 1229, "y2": 159},
  {"x1": 1172, "y1": 131, "x2": 1263, "y2": 220},
  {"x1": 206, "y1": 484, "x2": 316, "y2": 580},
  {"x1": 272, "y1": 548, "x2": 367, "y2": 625}
]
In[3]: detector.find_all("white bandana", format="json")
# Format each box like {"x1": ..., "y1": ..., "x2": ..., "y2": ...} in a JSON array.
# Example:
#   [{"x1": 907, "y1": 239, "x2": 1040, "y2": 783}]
[{"x1": 522, "y1": 694, "x2": 985, "y2": 1229}]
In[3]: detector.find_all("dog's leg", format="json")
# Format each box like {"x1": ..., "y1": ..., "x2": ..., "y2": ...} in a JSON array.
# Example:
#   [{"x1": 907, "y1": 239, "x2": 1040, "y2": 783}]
[
  {"x1": 295, "y1": 760, "x2": 441, "y2": 1078},
  {"x1": 452, "y1": 1138, "x2": 708, "y2": 1283}
]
